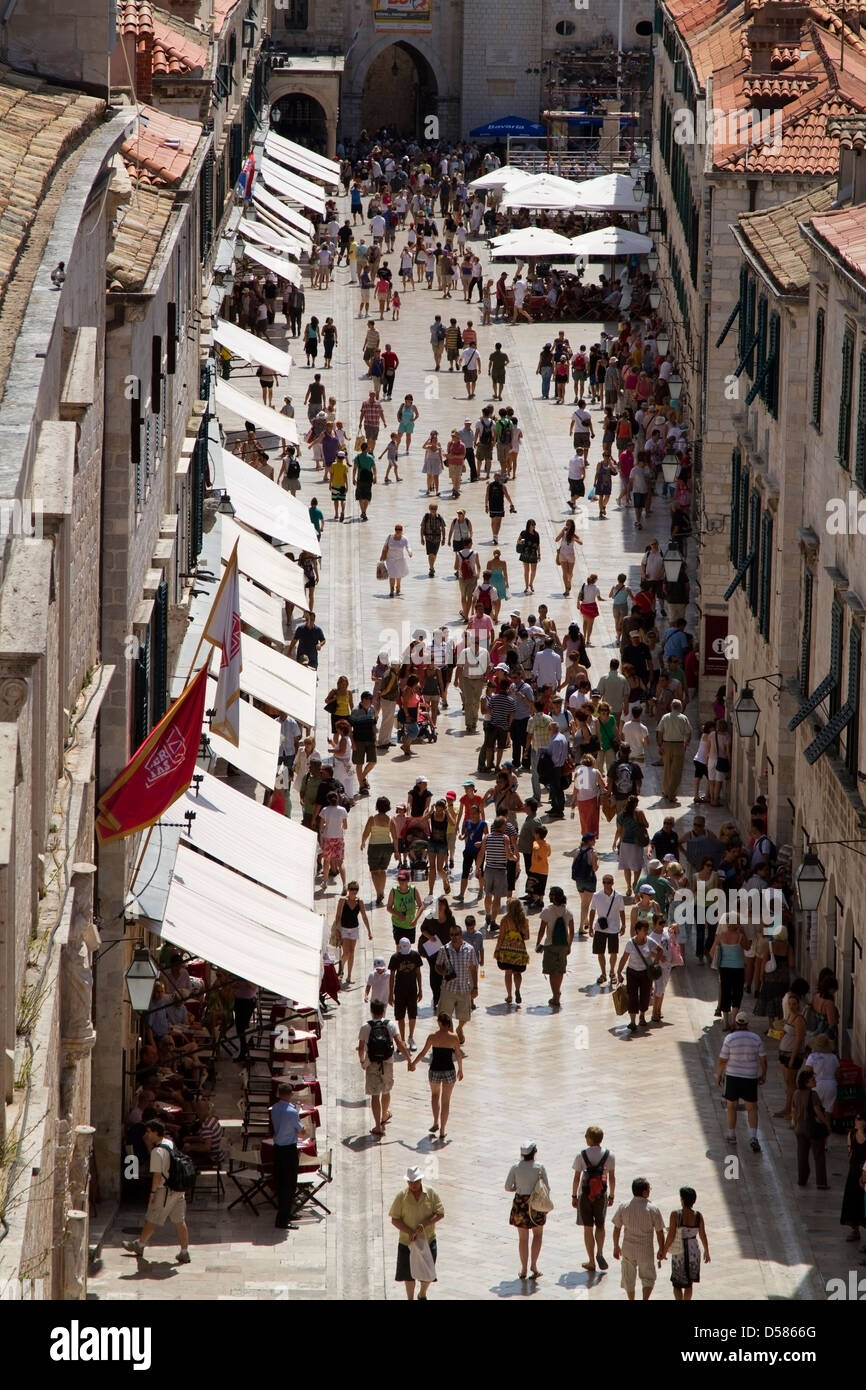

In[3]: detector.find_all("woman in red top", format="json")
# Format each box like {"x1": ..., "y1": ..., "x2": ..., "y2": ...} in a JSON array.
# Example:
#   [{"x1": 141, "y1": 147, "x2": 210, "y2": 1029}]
[
  {"x1": 398, "y1": 675, "x2": 423, "y2": 757},
  {"x1": 446, "y1": 431, "x2": 467, "y2": 498}
]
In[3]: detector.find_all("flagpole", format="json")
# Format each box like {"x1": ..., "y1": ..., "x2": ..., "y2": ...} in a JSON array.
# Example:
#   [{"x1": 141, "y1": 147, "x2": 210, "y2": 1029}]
[
  {"x1": 182, "y1": 538, "x2": 240, "y2": 687},
  {"x1": 129, "y1": 823, "x2": 155, "y2": 891}
]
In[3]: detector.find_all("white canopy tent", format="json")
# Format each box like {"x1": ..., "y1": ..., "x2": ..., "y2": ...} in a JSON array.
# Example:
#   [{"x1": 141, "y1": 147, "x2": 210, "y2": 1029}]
[
  {"x1": 569, "y1": 226, "x2": 654, "y2": 257},
  {"x1": 238, "y1": 573, "x2": 285, "y2": 644},
  {"x1": 205, "y1": 675, "x2": 280, "y2": 786},
  {"x1": 213, "y1": 446, "x2": 321, "y2": 557},
  {"x1": 242, "y1": 243, "x2": 302, "y2": 288},
  {"x1": 252, "y1": 184, "x2": 315, "y2": 239},
  {"x1": 129, "y1": 771, "x2": 317, "y2": 921},
  {"x1": 490, "y1": 227, "x2": 575, "y2": 258},
  {"x1": 500, "y1": 173, "x2": 583, "y2": 211},
  {"x1": 569, "y1": 172, "x2": 648, "y2": 212},
  {"x1": 212, "y1": 318, "x2": 294, "y2": 376},
  {"x1": 241, "y1": 216, "x2": 306, "y2": 259},
  {"x1": 220, "y1": 516, "x2": 310, "y2": 612},
  {"x1": 264, "y1": 130, "x2": 341, "y2": 183},
  {"x1": 214, "y1": 378, "x2": 299, "y2": 449},
  {"x1": 260, "y1": 157, "x2": 327, "y2": 215},
  {"x1": 468, "y1": 165, "x2": 535, "y2": 193},
  {"x1": 237, "y1": 634, "x2": 317, "y2": 727},
  {"x1": 158, "y1": 844, "x2": 322, "y2": 1008}
]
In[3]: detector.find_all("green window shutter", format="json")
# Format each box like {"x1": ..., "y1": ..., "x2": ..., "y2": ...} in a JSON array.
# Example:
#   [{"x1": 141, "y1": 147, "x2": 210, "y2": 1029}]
[
  {"x1": 838, "y1": 328, "x2": 854, "y2": 469},
  {"x1": 730, "y1": 448, "x2": 741, "y2": 564},
  {"x1": 811, "y1": 307, "x2": 824, "y2": 428},
  {"x1": 799, "y1": 569, "x2": 813, "y2": 698},
  {"x1": 855, "y1": 347, "x2": 866, "y2": 490},
  {"x1": 736, "y1": 265, "x2": 749, "y2": 362},
  {"x1": 759, "y1": 512, "x2": 773, "y2": 641},
  {"x1": 744, "y1": 277, "x2": 756, "y2": 379},
  {"x1": 830, "y1": 597, "x2": 843, "y2": 722},
  {"x1": 846, "y1": 627, "x2": 862, "y2": 776},
  {"x1": 756, "y1": 294, "x2": 767, "y2": 380},
  {"x1": 747, "y1": 490, "x2": 760, "y2": 612},
  {"x1": 190, "y1": 416, "x2": 207, "y2": 569},
  {"x1": 229, "y1": 122, "x2": 243, "y2": 188},
  {"x1": 737, "y1": 470, "x2": 749, "y2": 567},
  {"x1": 133, "y1": 630, "x2": 150, "y2": 751},
  {"x1": 152, "y1": 580, "x2": 168, "y2": 724},
  {"x1": 765, "y1": 311, "x2": 780, "y2": 417}
]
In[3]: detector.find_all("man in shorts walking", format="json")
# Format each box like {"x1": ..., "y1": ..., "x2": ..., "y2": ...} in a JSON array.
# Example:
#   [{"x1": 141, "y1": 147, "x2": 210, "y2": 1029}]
[
  {"x1": 612, "y1": 1177, "x2": 665, "y2": 1299},
  {"x1": 358, "y1": 999, "x2": 411, "y2": 1136},
  {"x1": 388, "y1": 937, "x2": 423, "y2": 1052},
  {"x1": 588, "y1": 874, "x2": 626, "y2": 983},
  {"x1": 435, "y1": 923, "x2": 478, "y2": 1047},
  {"x1": 572, "y1": 1125, "x2": 616, "y2": 1271},
  {"x1": 717, "y1": 1010, "x2": 766, "y2": 1151},
  {"x1": 123, "y1": 1120, "x2": 191, "y2": 1264}
]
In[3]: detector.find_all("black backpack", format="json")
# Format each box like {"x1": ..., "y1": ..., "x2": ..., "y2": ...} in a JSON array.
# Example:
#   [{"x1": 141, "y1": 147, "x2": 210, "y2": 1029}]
[
  {"x1": 581, "y1": 1149, "x2": 609, "y2": 1202},
  {"x1": 158, "y1": 1142, "x2": 196, "y2": 1193},
  {"x1": 286, "y1": 457, "x2": 301, "y2": 479},
  {"x1": 479, "y1": 417, "x2": 494, "y2": 439},
  {"x1": 571, "y1": 846, "x2": 594, "y2": 883},
  {"x1": 488, "y1": 481, "x2": 504, "y2": 510},
  {"x1": 366, "y1": 1018, "x2": 395, "y2": 1064}
]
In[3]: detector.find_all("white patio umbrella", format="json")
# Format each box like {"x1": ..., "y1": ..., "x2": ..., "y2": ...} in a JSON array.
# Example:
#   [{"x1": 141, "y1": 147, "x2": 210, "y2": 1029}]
[
  {"x1": 490, "y1": 226, "x2": 576, "y2": 258},
  {"x1": 570, "y1": 173, "x2": 648, "y2": 212},
  {"x1": 500, "y1": 172, "x2": 583, "y2": 211},
  {"x1": 468, "y1": 165, "x2": 536, "y2": 193},
  {"x1": 568, "y1": 226, "x2": 654, "y2": 257}
]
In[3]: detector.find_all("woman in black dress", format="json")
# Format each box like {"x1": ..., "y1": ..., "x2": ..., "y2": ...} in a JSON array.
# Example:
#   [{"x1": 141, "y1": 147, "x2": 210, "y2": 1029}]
[
  {"x1": 516, "y1": 518, "x2": 540, "y2": 593},
  {"x1": 427, "y1": 800, "x2": 451, "y2": 898},
  {"x1": 408, "y1": 1012, "x2": 463, "y2": 1140},
  {"x1": 840, "y1": 1114, "x2": 866, "y2": 1242},
  {"x1": 419, "y1": 899, "x2": 455, "y2": 1008}
]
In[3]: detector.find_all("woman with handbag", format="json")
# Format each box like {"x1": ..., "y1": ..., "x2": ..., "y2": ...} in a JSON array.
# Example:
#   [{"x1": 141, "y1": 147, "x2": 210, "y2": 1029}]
[
  {"x1": 331, "y1": 882, "x2": 372, "y2": 987},
  {"x1": 662, "y1": 1186, "x2": 710, "y2": 1301},
  {"x1": 773, "y1": 991, "x2": 807, "y2": 1120},
  {"x1": 504, "y1": 1140, "x2": 551, "y2": 1280},
  {"x1": 553, "y1": 519, "x2": 583, "y2": 597},
  {"x1": 706, "y1": 719, "x2": 731, "y2": 807},
  {"x1": 708, "y1": 916, "x2": 748, "y2": 1030},
  {"x1": 791, "y1": 1067, "x2": 830, "y2": 1189},
  {"x1": 494, "y1": 899, "x2": 531, "y2": 1006},
  {"x1": 615, "y1": 794, "x2": 650, "y2": 896},
  {"x1": 614, "y1": 920, "x2": 660, "y2": 1031},
  {"x1": 516, "y1": 519, "x2": 541, "y2": 594},
  {"x1": 324, "y1": 674, "x2": 353, "y2": 734},
  {"x1": 570, "y1": 754, "x2": 606, "y2": 836},
  {"x1": 408, "y1": 1011, "x2": 463, "y2": 1140}
]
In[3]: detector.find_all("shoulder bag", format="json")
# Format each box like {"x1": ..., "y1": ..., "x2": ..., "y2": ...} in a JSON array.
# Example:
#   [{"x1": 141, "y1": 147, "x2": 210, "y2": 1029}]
[
  {"x1": 529, "y1": 1170, "x2": 554, "y2": 1216},
  {"x1": 634, "y1": 940, "x2": 662, "y2": 981}
]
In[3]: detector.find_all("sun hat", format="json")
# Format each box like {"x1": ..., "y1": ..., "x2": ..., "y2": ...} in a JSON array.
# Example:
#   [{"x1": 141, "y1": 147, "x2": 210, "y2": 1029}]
[
  {"x1": 520, "y1": 1141, "x2": 537, "y2": 1156},
  {"x1": 405, "y1": 1166, "x2": 423, "y2": 1183},
  {"x1": 397, "y1": 938, "x2": 412, "y2": 954}
]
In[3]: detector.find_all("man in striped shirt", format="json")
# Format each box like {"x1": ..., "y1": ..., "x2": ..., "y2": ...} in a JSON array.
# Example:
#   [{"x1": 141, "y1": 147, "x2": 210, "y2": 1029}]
[
  {"x1": 612, "y1": 1177, "x2": 665, "y2": 1300},
  {"x1": 480, "y1": 680, "x2": 514, "y2": 774},
  {"x1": 480, "y1": 814, "x2": 512, "y2": 924},
  {"x1": 358, "y1": 392, "x2": 387, "y2": 447},
  {"x1": 717, "y1": 1011, "x2": 766, "y2": 1152}
]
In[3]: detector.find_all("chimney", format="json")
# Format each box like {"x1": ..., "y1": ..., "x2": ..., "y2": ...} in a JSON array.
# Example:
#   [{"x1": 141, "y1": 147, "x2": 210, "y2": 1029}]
[
  {"x1": 828, "y1": 117, "x2": 866, "y2": 208},
  {"x1": 136, "y1": 35, "x2": 154, "y2": 103}
]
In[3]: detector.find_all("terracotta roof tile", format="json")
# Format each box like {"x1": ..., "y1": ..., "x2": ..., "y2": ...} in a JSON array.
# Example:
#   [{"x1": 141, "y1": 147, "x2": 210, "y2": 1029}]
[
  {"x1": 151, "y1": 17, "x2": 207, "y2": 77},
  {"x1": 808, "y1": 203, "x2": 866, "y2": 284},
  {"x1": 666, "y1": 0, "x2": 734, "y2": 35},
  {"x1": 107, "y1": 183, "x2": 175, "y2": 290},
  {"x1": 0, "y1": 65, "x2": 104, "y2": 308},
  {"x1": 118, "y1": 0, "x2": 154, "y2": 38},
  {"x1": 736, "y1": 179, "x2": 837, "y2": 291},
  {"x1": 120, "y1": 102, "x2": 201, "y2": 186},
  {"x1": 213, "y1": 0, "x2": 241, "y2": 35}
]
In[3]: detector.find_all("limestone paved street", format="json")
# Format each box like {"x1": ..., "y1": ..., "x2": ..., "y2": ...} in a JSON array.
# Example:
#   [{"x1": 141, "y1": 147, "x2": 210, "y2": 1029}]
[{"x1": 90, "y1": 202, "x2": 845, "y2": 1303}]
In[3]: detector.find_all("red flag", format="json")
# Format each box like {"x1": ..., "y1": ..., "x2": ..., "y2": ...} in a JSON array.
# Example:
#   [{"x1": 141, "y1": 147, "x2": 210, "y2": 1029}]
[{"x1": 95, "y1": 665, "x2": 208, "y2": 845}]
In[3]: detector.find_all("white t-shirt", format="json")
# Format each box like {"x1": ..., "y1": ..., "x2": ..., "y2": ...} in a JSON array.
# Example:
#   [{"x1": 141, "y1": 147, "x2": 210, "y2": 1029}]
[
  {"x1": 513, "y1": 280, "x2": 527, "y2": 307},
  {"x1": 573, "y1": 1144, "x2": 616, "y2": 1179},
  {"x1": 149, "y1": 1139, "x2": 173, "y2": 1184},
  {"x1": 579, "y1": 582, "x2": 601, "y2": 605},
  {"x1": 590, "y1": 889, "x2": 626, "y2": 930},
  {"x1": 538, "y1": 904, "x2": 574, "y2": 944},
  {"x1": 621, "y1": 718, "x2": 649, "y2": 758},
  {"x1": 571, "y1": 408, "x2": 592, "y2": 434},
  {"x1": 621, "y1": 937, "x2": 652, "y2": 970},
  {"x1": 370, "y1": 215, "x2": 386, "y2": 238},
  {"x1": 366, "y1": 970, "x2": 391, "y2": 1006},
  {"x1": 319, "y1": 804, "x2": 347, "y2": 840},
  {"x1": 568, "y1": 452, "x2": 586, "y2": 480}
]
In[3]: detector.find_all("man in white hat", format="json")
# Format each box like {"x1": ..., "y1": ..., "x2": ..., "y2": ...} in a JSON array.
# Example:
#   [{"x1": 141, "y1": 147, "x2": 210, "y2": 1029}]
[{"x1": 389, "y1": 1165, "x2": 445, "y2": 1300}]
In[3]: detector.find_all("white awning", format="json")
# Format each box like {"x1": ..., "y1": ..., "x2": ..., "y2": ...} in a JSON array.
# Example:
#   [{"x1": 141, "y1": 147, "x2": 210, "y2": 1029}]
[
  {"x1": 243, "y1": 243, "x2": 302, "y2": 287},
  {"x1": 251, "y1": 201, "x2": 314, "y2": 250},
  {"x1": 239, "y1": 573, "x2": 285, "y2": 644},
  {"x1": 252, "y1": 184, "x2": 315, "y2": 238},
  {"x1": 214, "y1": 377, "x2": 299, "y2": 448},
  {"x1": 241, "y1": 216, "x2": 306, "y2": 259},
  {"x1": 264, "y1": 130, "x2": 341, "y2": 183},
  {"x1": 158, "y1": 843, "x2": 322, "y2": 1007},
  {"x1": 130, "y1": 770, "x2": 318, "y2": 921},
  {"x1": 206, "y1": 675, "x2": 280, "y2": 786},
  {"x1": 238, "y1": 633, "x2": 317, "y2": 727},
  {"x1": 221, "y1": 515, "x2": 310, "y2": 612},
  {"x1": 213, "y1": 446, "x2": 320, "y2": 557},
  {"x1": 260, "y1": 157, "x2": 327, "y2": 214},
  {"x1": 213, "y1": 318, "x2": 294, "y2": 376}
]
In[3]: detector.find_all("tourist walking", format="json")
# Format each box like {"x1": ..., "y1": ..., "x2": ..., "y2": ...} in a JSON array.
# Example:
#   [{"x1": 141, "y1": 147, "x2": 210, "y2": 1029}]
[
  {"x1": 588, "y1": 873, "x2": 626, "y2": 983},
  {"x1": 505, "y1": 1140, "x2": 551, "y2": 1280},
  {"x1": 662, "y1": 1188, "x2": 710, "y2": 1300},
  {"x1": 615, "y1": 920, "x2": 659, "y2": 1031},
  {"x1": 493, "y1": 898, "x2": 531, "y2": 1005},
  {"x1": 791, "y1": 1067, "x2": 830, "y2": 1189},
  {"x1": 360, "y1": 796, "x2": 399, "y2": 905},
  {"x1": 421, "y1": 430, "x2": 444, "y2": 495},
  {"x1": 516, "y1": 519, "x2": 541, "y2": 593},
  {"x1": 577, "y1": 573, "x2": 602, "y2": 645},
  {"x1": 387, "y1": 867, "x2": 423, "y2": 946},
  {"x1": 358, "y1": 1000, "x2": 410, "y2": 1137},
  {"x1": 572, "y1": 1125, "x2": 616, "y2": 1272},
  {"x1": 657, "y1": 699, "x2": 692, "y2": 803},
  {"x1": 122, "y1": 1119, "x2": 192, "y2": 1263},
  {"x1": 612, "y1": 1177, "x2": 666, "y2": 1300},
  {"x1": 409, "y1": 1012, "x2": 464, "y2": 1140},
  {"x1": 388, "y1": 936, "x2": 423, "y2": 1053},
  {"x1": 332, "y1": 882, "x2": 372, "y2": 987},
  {"x1": 708, "y1": 915, "x2": 749, "y2": 1029},
  {"x1": 434, "y1": 922, "x2": 478, "y2": 1048},
  {"x1": 615, "y1": 794, "x2": 649, "y2": 896},
  {"x1": 840, "y1": 1114, "x2": 866, "y2": 1243},
  {"x1": 716, "y1": 1010, "x2": 766, "y2": 1151},
  {"x1": 554, "y1": 519, "x2": 582, "y2": 595},
  {"x1": 535, "y1": 886, "x2": 575, "y2": 1008},
  {"x1": 389, "y1": 1166, "x2": 445, "y2": 1300},
  {"x1": 380, "y1": 522, "x2": 412, "y2": 597}
]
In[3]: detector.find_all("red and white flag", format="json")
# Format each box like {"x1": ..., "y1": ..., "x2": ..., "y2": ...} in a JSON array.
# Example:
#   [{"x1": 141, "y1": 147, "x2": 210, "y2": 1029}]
[{"x1": 202, "y1": 539, "x2": 242, "y2": 746}]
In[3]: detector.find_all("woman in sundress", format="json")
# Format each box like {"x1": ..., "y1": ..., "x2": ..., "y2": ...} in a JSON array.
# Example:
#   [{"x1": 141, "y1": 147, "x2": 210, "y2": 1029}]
[
  {"x1": 421, "y1": 431, "x2": 444, "y2": 496},
  {"x1": 408, "y1": 1011, "x2": 463, "y2": 1141},
  {"x1": 329, "y1": 719, "x2": 358, "y2": 800},
  {"x1": 487, "y1": 549, "x2": 508, "y2": 619},
  {"x1": 380, "y1": 523, "x2": 412, "y2": 596},
  {"x1": 662, "y1": 1187, "x2": 710, "y2": 1300},
  {"x1": 504, "y1": 1140, "x2": 550, "y2": 1281}
]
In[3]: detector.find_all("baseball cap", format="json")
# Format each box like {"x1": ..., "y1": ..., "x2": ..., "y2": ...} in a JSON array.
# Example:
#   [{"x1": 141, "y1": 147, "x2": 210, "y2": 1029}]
[
  {"x1": 415, "y1": 776, "x2": 427, "y2": 784},
  {"x1": 336, "y1": 449, "x2": 346, "y2": 457},
  {"x1": 397, "y1": 867, "x2": 410, "y2": 880},
  {"x1": 520, "y1": 1140, "x2": 537, "y2": 1156},
  {"x1": 463, "y1": 778, "x2": 475, "y2": 787},
  {"x1": 663, "y1": 853, "x2": 678, "y2": 862},
  {"x1": 397, "y1": 937, "x2": 412, "y2": 954},
  {"x1": 648, "y1": 858, "x2": 663, "y2": 871},
  {"x1": 445, "y1": 790, "x2": 457, "y2": 801},
  {"x1": 316, "y1": 410, "x2": 327, "y2": 418},
  {"x1": 373, "y1": 956, "x2": 386, "y2": 968},
  {"x1": 735, "y1": 1011, "x2": 749, "y2": 1025}
]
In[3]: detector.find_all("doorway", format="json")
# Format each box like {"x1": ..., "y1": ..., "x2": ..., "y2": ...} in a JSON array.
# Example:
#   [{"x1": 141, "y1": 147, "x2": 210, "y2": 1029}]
[
  {"x1": 269, "y1": 93, "x2": 328, "y2": 155},
  {"x1": 360, "y1": 42, "x2": 437, "y2": 140}
]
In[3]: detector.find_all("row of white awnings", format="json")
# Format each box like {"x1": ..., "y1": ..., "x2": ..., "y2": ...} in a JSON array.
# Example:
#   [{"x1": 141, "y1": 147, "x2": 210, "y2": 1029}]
[
  {"x1": 212, "y1": 318, "x2": 295, "y2": 376},
  {"x1": 264, "y1": 130, "x2": 341, "y2": 186},
  {"x1": 241, "y1": 215, "x2": 308, "y2": 261},
  {"x1": 212, "y1": 443, "x2": 320, "y2": 557},
  {"x1": 214, "y1": 376, "x2": 299, "y2": 449},
  {"x1": 260, "y1": 156, "x2": 327, "y2": 216},
  {"x1": 133, "y1": 773, "x2": 322, "y2": 1007},
  {"x1": 251, "y1": 183, "x2": 316, "y2": 240}
]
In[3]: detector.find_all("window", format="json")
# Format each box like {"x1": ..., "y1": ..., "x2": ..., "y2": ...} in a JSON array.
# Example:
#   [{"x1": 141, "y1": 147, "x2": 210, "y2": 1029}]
[
  {"x1": 855, "y1": 347, "x2": 866, "y2": 490},
  {"x1": 830, "y1": 596, "x2": 844, "y2": 724},
  {"x1": 130, "y1": 386, "x2": 142, "y2": 506},
  {"x1": 838, "y1": 327, "x2": 855, "y2": 469},
  {"x1": 759, "y1": 512, "x2": 773, "y2": 641},
  {"x1": 716, "y1": 269, "x2": 744, "y2": 349},
  {"x1": 132, "y1": 629, "x2": 150, "y2": 751},
  {"x1": 737, "y1": 469, "x2": 749, "y2": 567},
  {"x1": 730, "y1": 447, "x2": 741, "y2": 564},
  {"x1": 811, "y1": 306, "x2": 824, "y2": 429},
  {"x1": 199, "y1": 149, "x2": 214, "y2": 261},
  {"x1": 845, "y1": 626, "x2": 861, "y2": 777},
  {"x1": 229, "y1": 33, "x2": 237, "y2": 66},
  {"x1": 735, "y1": 264, "x2": 749, "y2": 360},
  {"x1": 799, "y1": 568, "x2": 813, "y2": 698},
  {"x1": 282, "y1": 0, "x2": 308, "y2": 29},
  {"x1": 166, "y1": 303, "x2": 177, "y2": 375},
  {"x1": 151, "y1": 336, "x2": 162, "y2": 415},
  {"x1": 555, "y1": 20, "x2": 575, "y2": 35},
  {"x1": 153, "y1": 580, "x2": 168, "y2": 725},
  {"x1": 229, "y1": 123, "x2": 243, "y2": 190},
  {"x1": 747, "y1": 490, "x2": 760, "y2": 612}
]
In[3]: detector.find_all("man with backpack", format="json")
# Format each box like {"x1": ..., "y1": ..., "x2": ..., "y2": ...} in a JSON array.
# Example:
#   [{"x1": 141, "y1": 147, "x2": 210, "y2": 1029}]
[
  {"x1": 610, "y1": 748, "x2": 644, "y2": 809},
  {"x1": 358, "y1": 998, "x2": 411, "y2": 1137},
  {"x1": 123, "y1": 1119, "x2": 193, "y2": 1263},
  {"x1": 375, "y1": 656, "x2": 400, "y2": 749},
  {"x1": 456, "y1": 545, "x2": 481, "y2": 620},
  {"x1": 430, "y1": 314, "x2": 447, "y2": 370},
  {"x1": 572, "y1": 1125, "x2": 616, "y2": 1273},
  {"x1": 474, "y1": 407, "x2": 497, "y2": 478},
  {"x1": 484, "y1": 471, "x2": 515, "y2": 543}
]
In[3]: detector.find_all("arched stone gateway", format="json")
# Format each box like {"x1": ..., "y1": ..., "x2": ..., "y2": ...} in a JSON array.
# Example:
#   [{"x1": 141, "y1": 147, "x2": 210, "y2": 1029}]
[
  {"x1": 270, "y1": 92, "x2": 329, "y2": 155},
  {"x1": 360, "y1": 41, "x2": 438, "y2": 141}
]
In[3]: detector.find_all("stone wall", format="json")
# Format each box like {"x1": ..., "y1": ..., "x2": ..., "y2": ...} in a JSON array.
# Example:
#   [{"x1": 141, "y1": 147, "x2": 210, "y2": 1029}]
[{"x1": 3, "y1": 0, "x2": 114, "y2": 94}]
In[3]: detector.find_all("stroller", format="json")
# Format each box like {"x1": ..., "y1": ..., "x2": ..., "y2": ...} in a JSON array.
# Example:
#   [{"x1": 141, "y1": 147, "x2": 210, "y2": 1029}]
[
  {"x1": 403, "y1": 819, "x2": 432, "y2": 881},
  {"x1": 415, "y1": 704, "x2": 438, "y2": 743}
]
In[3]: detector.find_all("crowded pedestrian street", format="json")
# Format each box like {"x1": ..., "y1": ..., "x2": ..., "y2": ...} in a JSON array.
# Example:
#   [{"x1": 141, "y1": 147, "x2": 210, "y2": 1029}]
[{"x1": 89, "y1": 201, "x2": 839, "y2": 1303}]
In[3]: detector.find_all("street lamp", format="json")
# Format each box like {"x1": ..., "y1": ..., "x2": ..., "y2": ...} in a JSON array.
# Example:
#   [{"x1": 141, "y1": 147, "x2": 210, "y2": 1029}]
[
  {"x1": 733, "y1": 686, "x2": 761, "y2": 738},
  {"x1": 649, "y1": 287, "x2": 661, "y2": 309},
  {"x1": 794, "y1": 851, "x2": 827, "y2": 913},
  {"x1": 662, "y1": 545, "x2": 683, "y2": 582},
  {"x1": 124, "y1": 945, "x2": 160, "y2": 1013},
  {"x1": 656, "y1": 330, "x2": 670, "y2": 356},
  {"x1": 633, "y1": 178, "x2": 645, "y2": 203},
  {"x1": 647, "y1": 251, "x2": 659, "y2": 272},
  {"x1": 668, "y1": 368, "x2": 682, "y2": 406},
  {"x1": 660, "y1": 452, "x2": 679, "y2": 486},
  {"x1": 217, "y1": 492, "x2": 236, "y2": 516},
  {"x1": 629, "y1": 160, "x2": 640, "y2": 179},
  {"x1": 637, "y1": 213, "x2": 648, "y2": 234}
]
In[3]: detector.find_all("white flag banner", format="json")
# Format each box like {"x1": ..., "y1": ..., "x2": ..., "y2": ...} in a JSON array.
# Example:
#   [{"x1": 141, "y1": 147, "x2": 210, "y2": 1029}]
[{"x1": 202, "y1": 540, "x2": 242, "y2": 746}]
